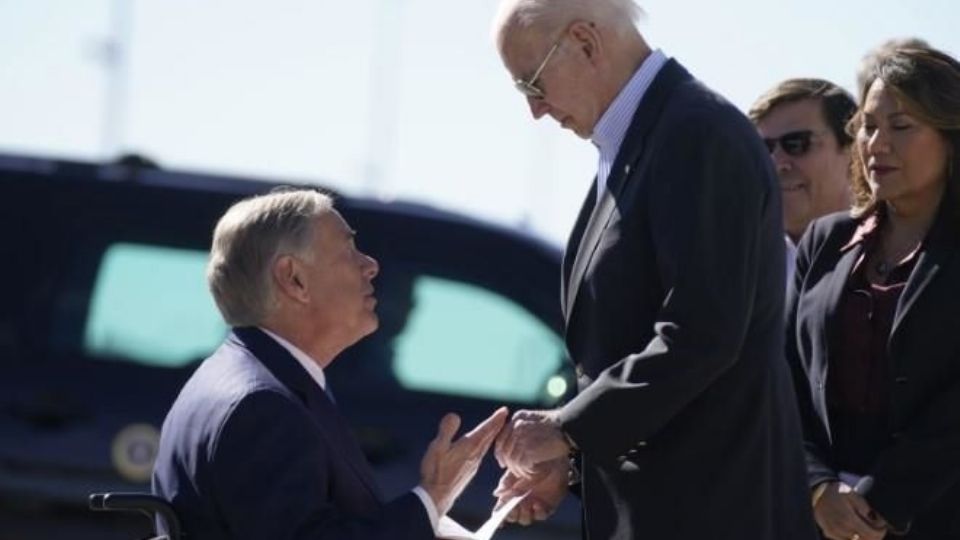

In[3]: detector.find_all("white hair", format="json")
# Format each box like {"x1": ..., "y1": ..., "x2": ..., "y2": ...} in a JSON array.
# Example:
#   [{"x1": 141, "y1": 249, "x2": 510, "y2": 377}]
[
  {"x1": 492, "y1": 0, "x2": 643, "y2": 43},
  {"x1": 206, "y1": 189, "x2": 333, "y2": 326}
]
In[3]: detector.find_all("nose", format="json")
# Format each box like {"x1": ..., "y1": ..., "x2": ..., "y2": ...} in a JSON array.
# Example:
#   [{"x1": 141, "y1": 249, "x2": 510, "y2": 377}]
[
  {"x1": 771, "y1": 146, "x2": 793, "y2": 174},
  {"x1": 527, "y1": 96, "x2": 550, "y2": 120},
  {"x1": 866, "y1": 128, "x2": 889, "y2": 155},
  {"x1": 362, "y1": 253, "x2": 379, "y2": 280}
]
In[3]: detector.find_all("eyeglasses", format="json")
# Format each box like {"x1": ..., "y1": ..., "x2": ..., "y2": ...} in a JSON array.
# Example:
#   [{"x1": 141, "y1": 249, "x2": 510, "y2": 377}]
[
  {"x1": 762, "y1": 130, "x2": 820, "y2": 157},
  {"x1": 514, "y1": 39, "x2": 562, "y2": 100}
]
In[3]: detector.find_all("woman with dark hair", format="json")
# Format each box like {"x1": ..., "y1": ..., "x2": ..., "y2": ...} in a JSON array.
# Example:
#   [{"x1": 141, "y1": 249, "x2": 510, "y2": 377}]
[{"x1": 787, "y1": 45, "x2": 960, "y2": 540}]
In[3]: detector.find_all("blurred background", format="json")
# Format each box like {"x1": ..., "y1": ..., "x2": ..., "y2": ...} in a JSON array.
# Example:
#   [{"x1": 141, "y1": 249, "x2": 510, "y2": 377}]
[
  {"x1": 0, "y1": 1, "x2": 957, "y2": 539},
  {"x1": 1, "y1": 0, "x2": 956, "y2": 244}
]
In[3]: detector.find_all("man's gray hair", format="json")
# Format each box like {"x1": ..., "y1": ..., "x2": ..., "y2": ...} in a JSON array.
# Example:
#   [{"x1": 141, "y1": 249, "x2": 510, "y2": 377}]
[
  {"x1": 207, "y1": 189, "x2": 333, "y2": 326},
  {"x1": 493, "y1": 0, "x2": 643, "y2": 42}
]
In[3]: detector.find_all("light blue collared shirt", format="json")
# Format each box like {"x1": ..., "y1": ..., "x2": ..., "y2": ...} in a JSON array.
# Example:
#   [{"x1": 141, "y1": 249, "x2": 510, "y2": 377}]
[{"x1": 591, "y1": 48, "x2": 668, "y2": 198}]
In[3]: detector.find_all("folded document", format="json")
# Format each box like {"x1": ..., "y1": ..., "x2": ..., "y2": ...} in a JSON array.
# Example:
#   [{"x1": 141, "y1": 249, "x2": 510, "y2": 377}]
[{"x1": 438, "y1": 492, "x2": 529, "y2": 540}]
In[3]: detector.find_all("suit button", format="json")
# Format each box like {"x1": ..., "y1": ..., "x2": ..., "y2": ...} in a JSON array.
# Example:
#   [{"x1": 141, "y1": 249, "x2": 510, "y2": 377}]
[
  {"x1": 575, "y1": 364, "x2": 584, "y2": 378},
  {"x1": 895, "y1": 376, "x2": 909, "y2": 384},
  {"x1": 891, "y1": 431, "x2": 904, "y2": 440},
  {"x1": 624, "y1": 164, "x2": 631, "y2": 175},
  {"x1": 636, "y1": 441, "x2": 647, "y2": 447}
]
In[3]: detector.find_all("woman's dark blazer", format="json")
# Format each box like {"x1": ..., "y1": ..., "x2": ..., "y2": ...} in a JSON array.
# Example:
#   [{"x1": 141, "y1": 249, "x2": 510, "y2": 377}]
[{"x1": 786, "y1": 198, "x2": 960, "y2": 537}]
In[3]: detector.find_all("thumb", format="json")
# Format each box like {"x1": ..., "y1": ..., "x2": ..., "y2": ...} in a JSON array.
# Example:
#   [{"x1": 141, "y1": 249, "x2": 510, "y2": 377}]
[
  {"x1": 433, "y1": 413, "x2": 461, "y2": 452},
  {"x1": 494, "y1": 474, "x2": 533, "y2": 497},
  {"x1": 493, "y1": 471, "x2": 520, "y2": 497}
]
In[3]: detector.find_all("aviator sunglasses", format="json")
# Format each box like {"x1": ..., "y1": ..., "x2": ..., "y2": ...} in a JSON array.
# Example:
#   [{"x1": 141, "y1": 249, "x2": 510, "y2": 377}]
[
  {"x1": 762, "y1": 130, "x2": 820, "y2": 157},
  {"x1": 514, "y1": 39, "x2": 562, "y2": 99}
]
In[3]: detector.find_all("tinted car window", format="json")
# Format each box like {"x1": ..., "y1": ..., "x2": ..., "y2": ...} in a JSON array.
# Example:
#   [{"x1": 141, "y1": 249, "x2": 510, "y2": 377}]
[
  {"x1": 393, "y1": 275, "x2": 566, "y2": 403},
  {"x1": 78, "y1": 243, "x2": 566, "y2": 404},
  {"x1": 84, "y1": 243, "x2": 227, "y2": 367}
]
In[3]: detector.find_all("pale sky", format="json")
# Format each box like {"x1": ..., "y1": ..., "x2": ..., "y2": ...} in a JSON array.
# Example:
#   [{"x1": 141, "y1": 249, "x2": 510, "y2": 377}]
[{"x1": 0, "y1": 0, "x2": 956, "y2": 244}]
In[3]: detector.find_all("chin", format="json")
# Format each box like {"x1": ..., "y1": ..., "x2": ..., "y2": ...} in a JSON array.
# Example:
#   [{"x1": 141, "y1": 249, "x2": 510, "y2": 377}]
[
  {"x1": 361, "y1": 314, "x2": 379, "y2": 337},
  {"x1": 572, "y1": 126, "x2": 592, "y2": 139},
  {"x1": 869, "y1": 183, "x2": 891, "y2": 202},
  {"x1": 345, "y1": 317, "x2": 379, "y2": 349}
]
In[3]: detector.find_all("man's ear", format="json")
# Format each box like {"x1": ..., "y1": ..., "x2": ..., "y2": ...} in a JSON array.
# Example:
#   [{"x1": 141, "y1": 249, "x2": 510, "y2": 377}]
[
  {"x1": 272, "y1": 255, "x2": 309, "y2": 304},
  {"x1": 568, "y1": 20, "x2": 601, "y2": 63}
]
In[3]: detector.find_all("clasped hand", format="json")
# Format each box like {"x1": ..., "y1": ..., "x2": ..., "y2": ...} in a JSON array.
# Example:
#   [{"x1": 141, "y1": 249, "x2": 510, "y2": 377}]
[
  {"x1": 814, "y1": 481, "x2": 888, "y2": 540},
  {"x1": 494, "y1": 409, "x2": 571, "y2": 478},
  {"x1": 491, "y1": 409, "x2": 573, "y2": 527}
]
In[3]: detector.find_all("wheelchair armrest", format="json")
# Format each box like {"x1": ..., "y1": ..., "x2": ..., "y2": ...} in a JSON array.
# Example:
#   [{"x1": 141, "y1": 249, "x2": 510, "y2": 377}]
[{"x1": 89, "y1": 492, "x2": 182, "y2": 540}]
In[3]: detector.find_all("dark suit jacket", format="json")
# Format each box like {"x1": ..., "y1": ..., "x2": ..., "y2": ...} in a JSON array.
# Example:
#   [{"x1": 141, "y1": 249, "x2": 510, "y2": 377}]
[
  {"x1": 787, "y1": 198, "x2": 960, "y2": 538},
  {"x1": 554, "y1": 60, "x2": 817, "y2": 540},
  {"x1": 152, "y1": 327, "x2": 433, "y2": 540}
]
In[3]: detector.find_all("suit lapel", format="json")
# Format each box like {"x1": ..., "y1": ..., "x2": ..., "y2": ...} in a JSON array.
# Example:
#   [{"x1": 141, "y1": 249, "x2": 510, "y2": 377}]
[
  {"x1": 890, "y1": 196, "x2": 959, "y2": 343},
  {"x1": 302, "y1": 385, "x2": 384, "y2": 504},
  {"x1": 562, "y1": 183, "x2": 597, "y2": 321},
  {"x1": 564, "y1": 178, "x2": 623, "y2": 326},
  {"x1": 563, "y1": 59, "x2": 690, "y2": 328},
  {"x1": 230, "y1": 327, "x2": 383, "y2": 503}
]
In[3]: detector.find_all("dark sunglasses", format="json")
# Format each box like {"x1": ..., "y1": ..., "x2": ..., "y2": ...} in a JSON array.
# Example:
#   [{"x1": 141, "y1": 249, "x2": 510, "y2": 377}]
[{"x1": 762, "y1": 130, "x2": 817, "y2": 157}]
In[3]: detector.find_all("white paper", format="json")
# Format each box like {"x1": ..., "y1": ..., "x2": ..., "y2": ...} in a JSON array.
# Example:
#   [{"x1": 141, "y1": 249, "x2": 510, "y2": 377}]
[{"x1": 437, "y1": 492, "x2": 529, "y2": 540}]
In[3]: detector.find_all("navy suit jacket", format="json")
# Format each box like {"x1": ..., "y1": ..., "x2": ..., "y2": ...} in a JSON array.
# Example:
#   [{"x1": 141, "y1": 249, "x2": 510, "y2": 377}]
[
  {"x1": 554, "y1": 59, "x2": 818, "y2": 540},
  {"x1": 787, "y1": 199, "x2": 960, "y2": 537},
  {"x1": 152, "y1": 327, "x2": 433, "y2": 540}
]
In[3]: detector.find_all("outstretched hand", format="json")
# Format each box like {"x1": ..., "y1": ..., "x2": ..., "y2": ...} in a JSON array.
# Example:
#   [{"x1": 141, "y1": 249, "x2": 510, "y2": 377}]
[{"x1": 420, "y1": 406, "x2": 509, "y2": 516}]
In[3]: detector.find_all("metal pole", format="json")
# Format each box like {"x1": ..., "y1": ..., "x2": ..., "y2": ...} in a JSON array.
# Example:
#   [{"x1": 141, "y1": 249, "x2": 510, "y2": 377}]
[
  {"x1": 100, "y1": 0, "x2": 133, "y2": 159},
  {"x1": 363, "y1": 0, "x2": 404, "y2": 195}
]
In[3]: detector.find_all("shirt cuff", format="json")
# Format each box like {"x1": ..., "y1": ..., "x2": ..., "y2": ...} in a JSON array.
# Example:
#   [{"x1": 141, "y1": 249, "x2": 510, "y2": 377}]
[{"x1": 411, "y1": 485, "x2": 440, "y2": 533}]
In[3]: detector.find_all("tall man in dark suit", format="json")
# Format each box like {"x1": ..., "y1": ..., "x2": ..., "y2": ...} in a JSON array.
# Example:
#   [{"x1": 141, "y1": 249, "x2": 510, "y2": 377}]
[
  {"x1": 489, "y1": 1, "x2": 818, "y2": 538},
  {"x1": 152, "y1": 189, "x2": 507, "y2": 539}
]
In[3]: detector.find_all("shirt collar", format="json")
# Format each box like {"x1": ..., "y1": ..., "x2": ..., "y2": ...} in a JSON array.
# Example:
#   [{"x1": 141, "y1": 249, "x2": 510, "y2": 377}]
[
  {"x1": 591, "y1": 49, "x2": 668, "y2": 155},
  {"x1": 258, "y1": 326, "x2": 327, "y2": 390},
  {"x1": 841, "y1": 209, "x2": 883, "y2": 253}
]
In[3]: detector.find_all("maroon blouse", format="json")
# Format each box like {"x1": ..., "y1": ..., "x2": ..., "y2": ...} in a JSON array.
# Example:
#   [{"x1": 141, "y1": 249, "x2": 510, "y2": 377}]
[{"x1": 828, "y1": 211, "x2": 918, "y2": 472}]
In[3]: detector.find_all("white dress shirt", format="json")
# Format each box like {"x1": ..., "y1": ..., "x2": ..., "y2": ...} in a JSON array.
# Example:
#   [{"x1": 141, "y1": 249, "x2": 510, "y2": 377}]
[{"x1": 258, "y1": 327, "x2": 440, "y2": 532}]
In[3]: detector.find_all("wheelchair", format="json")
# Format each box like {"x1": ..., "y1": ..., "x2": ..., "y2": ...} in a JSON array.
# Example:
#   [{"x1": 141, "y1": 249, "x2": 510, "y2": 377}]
[{"x1": 88, "y1": 492, "x2": 182, "y2": 540}]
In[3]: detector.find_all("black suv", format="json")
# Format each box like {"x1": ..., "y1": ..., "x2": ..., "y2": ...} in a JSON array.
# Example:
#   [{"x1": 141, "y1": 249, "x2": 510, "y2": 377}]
[{"x1": 0, "y1": 153, "x2": 579, "y2": 539}]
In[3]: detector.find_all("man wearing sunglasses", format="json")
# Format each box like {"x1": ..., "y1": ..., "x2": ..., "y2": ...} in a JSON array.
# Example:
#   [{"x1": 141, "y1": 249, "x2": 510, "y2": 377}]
[
  {"x1": 749, "y1": 79, "x2": 857, "y2": 281},
  {"x1": 489, "y1": 1, "x2": 817, "y2": 539}
]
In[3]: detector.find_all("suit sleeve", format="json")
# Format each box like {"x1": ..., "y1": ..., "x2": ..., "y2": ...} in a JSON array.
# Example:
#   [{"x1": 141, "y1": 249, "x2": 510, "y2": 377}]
[
  {"x1": 557, "y1": 115, "x2": 774, "y2": 458},
  {"x1": 210, "y1": 390, "x2": 433, "y2": 540},
  {"x1": 784, "y1": 219, "x2": 840, "y2": 488}
]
